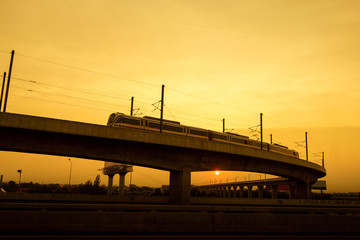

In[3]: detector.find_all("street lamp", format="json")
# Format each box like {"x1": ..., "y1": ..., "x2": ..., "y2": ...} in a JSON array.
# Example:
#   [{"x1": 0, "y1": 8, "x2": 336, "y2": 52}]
[
  {"x1": 68, "y1": 158, "x2": 72, "y2": 193},
  {"x1": 17, "y1": 169, "x2": 22, "y2": 192}
]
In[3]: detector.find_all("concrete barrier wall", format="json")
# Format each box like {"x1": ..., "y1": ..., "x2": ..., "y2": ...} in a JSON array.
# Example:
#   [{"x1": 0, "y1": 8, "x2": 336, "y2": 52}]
[
  {"x1": 1, "y1": 200, "x2": 360, "y2": 235},
  {"x1": 1, "y1": 210, "x2": 359, "y2": 234}
]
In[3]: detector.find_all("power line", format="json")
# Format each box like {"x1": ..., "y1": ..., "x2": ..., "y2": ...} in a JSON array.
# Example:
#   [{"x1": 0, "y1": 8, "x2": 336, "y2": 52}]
[
  {"x1": 167, "y1": 87, "x2": 258, "y2": 116},
  {"x1": 0, "y1": 50, "x2": 11, "y2": 54},
  {"x1": 16, "y1": 53, "x2": 160, "y2": 87},
  {"x1": 11, "y1": 93, "x2": 128, "y2": 113},
  {"x1": 11, "y1": 76, "x2": 131, "y2": 100}
]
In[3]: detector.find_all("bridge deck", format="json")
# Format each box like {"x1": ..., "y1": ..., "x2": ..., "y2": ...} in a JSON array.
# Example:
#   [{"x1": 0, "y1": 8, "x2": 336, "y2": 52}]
[{"x1": 0, "y1": 112, "x2": 326, "y2": 203}]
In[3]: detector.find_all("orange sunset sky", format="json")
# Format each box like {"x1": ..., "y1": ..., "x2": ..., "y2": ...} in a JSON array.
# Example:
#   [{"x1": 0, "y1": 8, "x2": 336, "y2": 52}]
[{"x1": 0, "y1": 0, "x2": 360, "y2": 192}]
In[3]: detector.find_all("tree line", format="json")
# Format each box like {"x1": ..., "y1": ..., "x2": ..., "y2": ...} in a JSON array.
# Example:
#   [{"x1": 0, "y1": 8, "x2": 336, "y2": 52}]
[{"x1": 1, "y1": 174, "x2": 160, "y2": 196}]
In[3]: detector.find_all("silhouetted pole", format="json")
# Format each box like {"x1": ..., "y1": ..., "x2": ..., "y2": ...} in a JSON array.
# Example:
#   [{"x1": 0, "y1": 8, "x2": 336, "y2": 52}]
[
  {"x1": 3, "y1": 50, "x2": 15, "y2": 112},
  {"x1": 305, "y1": 132, "x2": 308, "y2": 161},
  {"x1": 17, "y1": 169, "x2": 22, "y2": 190},
  {"x1": 322, "y1": 152, "x2": 325, "y2": 167},
  {"x1": 129, "y1": 170, "x2": 133, "y2": 193},
  {"x1": 260, "y1": 113, "x2": 263, "y2": 150},
  {"x1": 68, "y1": 158, "x2": 72, "y2": 193},
  {"x1": 222, "y1": 118, "x2": 225, "y2": 133},
  {"x1": 0, "y1": 72, "x2": 6, "y2": 111},
  {"x1": 160, "y1": 84, "x2": 164, "y2": 133},
  {"x1": 130, "y1": 96, "x2": 134, "y2": 116},
  {"x1": 270, "y1": 134, "x2": 272, "y2": 144},
  {"x1": 128, "y1": 95, "x2": 134, "y2": 192}
]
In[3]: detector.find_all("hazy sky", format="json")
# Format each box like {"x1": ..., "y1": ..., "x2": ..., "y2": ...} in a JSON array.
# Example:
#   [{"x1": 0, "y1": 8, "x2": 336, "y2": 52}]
[{"x1": 0, "y1": 0, "x2": 359, "y2": 192}]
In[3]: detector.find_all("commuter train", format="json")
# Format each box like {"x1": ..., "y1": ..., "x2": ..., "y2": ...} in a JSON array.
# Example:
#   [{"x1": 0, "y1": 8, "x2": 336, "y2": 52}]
[{"x1": 107, "y1": 112, "x2": 299, "y2": 158}]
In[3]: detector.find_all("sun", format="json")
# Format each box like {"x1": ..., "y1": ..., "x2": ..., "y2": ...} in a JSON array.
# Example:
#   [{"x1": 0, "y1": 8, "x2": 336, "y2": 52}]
[{"x1": 215, "y1": 171, "x2": 220, "y2": 175}]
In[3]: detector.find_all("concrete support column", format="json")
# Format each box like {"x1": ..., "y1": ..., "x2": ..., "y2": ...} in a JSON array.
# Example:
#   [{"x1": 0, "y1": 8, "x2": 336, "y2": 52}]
[
  {"x1": 206, "y1": 189, "x2": 210, "y2": 196},
  {"x1": 257, "y1": 185, "x2": 264, "y2": 199},
  {"x1": 227, "y1": 187, "x2": 232, "y2": 198},
  {"x1": 222, "y1": 187, "x2": 227, "y2": 198},
  {"x1": 239, "y1": 186, "x2": 244, "y2": 198},
  {"x1": 247, "y1": 186, "x2": 253, "y2": 199},
  {"x1": 271, "y1": 185, "x2": 278, "y2": 199},
  {"x1": 295, "y1": 181, "x2": 311, "y2": 199},
  {"x1": 289, "y1": 184, "x2": 296, "y2": 199},
  {"x1": 107, "y1": 174, "x2": 114, "y2": 196},
  {"x1": 169, "y1": 169, "x2": 191, "y2": 205},
  {"x1": 232, "y1": 186, "x2": 237, "y2": 198},
  {"x1": 118, "y1": 173, "x2": 127, "y2": 197}
]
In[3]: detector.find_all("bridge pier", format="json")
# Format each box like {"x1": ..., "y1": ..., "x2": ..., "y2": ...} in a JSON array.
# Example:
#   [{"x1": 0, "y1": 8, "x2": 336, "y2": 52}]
[
  {"x1": 247, "y1": 186, "x2": 253, "y2": 198},
  {"x1": 294, "y1": 181, "x2": 311, "y2": 199},
  {"x1": 107, "y1": 174, "x2": 114, "y2": 196},
  {"x1": 271, "y1": 185, "x2": 278, "y2": 199},
  {"x1": 227, "y1": 187, "x2": 232, "y2": 198},
  {"x1": 289, "y1": 183, "x2": 296, "y2": 199},
  {"x1": 169, "y1": 169, "x2": 191, "y2": 205},
  {"x1": 232, "y1": 186, "x2": 237, "y2": 198},
  {"x1": 222, "y1": 187, "x2": 227, "y2": 198},
  {"x1": 239, "y1": 186, "x2": 244, "y2": 198},
  {"x1": 118, "y1": 173, "x2": 127, "y2": 197},
  {"x1": 258, "y1": 185, "x2": 264, "y2": 199}
]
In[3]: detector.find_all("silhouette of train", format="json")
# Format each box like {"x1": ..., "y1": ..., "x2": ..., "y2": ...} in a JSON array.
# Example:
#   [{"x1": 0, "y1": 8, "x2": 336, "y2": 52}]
[{"x1": 107, "y1": 112, "x2": 299, "y2": 158}]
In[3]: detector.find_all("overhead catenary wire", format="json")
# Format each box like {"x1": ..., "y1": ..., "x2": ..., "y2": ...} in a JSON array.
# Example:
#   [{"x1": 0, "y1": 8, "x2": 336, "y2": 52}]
[
  {"x1": 16, "y1": 53, "x2": 160, "y2": 87},
  {"x1": 10, "y1": 82, "x2": 131, "y2": 111},
  {"x1": 11, "y1": 76, "x2": 131, "y2": 101},
  {"x1": 11, "y1": 93, "x2": 129, "y2": 113},
  {"x1": 167, "y1": 87, "x2": 259, "y2": 116}
]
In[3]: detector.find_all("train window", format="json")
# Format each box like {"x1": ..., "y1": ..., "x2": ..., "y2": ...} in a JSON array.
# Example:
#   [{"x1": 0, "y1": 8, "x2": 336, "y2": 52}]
[
  {"x1": 212, "y1": 133, "x2": 228, "y2": 140},
  {"x1": 164, "y1": 124, "x2": 184, "y2": 133},
  {"x1": 107, "y1": 113, "x2": 116, "y2": 125},
  {"x1": 189, "y1": 128, "x2": 208, "y2": 137},
  {"x1": 115, "y1": 116, "x2": 122, "y2": 123},
  {"x1": 148, "y1": 121, "x2": 160, "y2": 129},
  {"x1": 120, "y1": 117, "x2": 141, "y2": 126},
  {"x1": 253, "y1": 141, "x2": 261, "y2": 147},
  {"x1": 231, "y1": 137, "x2": 246, "y2": 144}
]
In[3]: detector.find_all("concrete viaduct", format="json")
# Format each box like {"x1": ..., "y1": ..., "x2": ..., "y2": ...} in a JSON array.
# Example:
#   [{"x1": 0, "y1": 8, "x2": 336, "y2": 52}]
[
  {"x1": 194, "y1": 178, "x2": 311, "y2": 199},
  {"x1": 0, "y1": 112, "x2": 326, "y2": 204}
]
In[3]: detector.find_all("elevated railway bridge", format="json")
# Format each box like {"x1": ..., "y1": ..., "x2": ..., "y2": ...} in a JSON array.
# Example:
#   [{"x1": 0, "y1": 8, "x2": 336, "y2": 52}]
[
  {"x1": 0, "y1": 112, "x2": 326, "y2": 204},
  {"x1": 193, "y1": 178, "x2": 327, "y2": 199}
]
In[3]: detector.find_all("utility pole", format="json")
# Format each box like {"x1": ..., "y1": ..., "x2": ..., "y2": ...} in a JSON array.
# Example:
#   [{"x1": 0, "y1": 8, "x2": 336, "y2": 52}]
[
  {"x1": 260, "y1": 113, "x2": 263, "y2": 150},
  {"x1": 222, "y1": 118, "x2": 225, "y2": 133},
  {"x1": 270, "y1": 134, "x2": 272, "y2": 144},
  {"x1": 3, "y1": 50, "x2": 15, "y2": 112},
  {"x1": 130, "y1": 96, "x2": 134, "y2": 116},
  {"x1": 0, "y1": 72, "x2": 6, "y2": 111},
  {"x1": 160, "y1": 84, "x2": 164, "y2": 133},
  {"x1": 305, "y1": 132, "x2": 308, "y2": 161}
]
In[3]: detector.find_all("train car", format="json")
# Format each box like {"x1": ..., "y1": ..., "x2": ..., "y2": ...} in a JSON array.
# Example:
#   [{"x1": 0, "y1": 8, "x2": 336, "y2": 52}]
[
  {"x1": 107, "y1": 113, "x2": 144, "y2": 130},
  {"x1": 268, "y1": 143, "x2": 299, "y2": 157},
  {"x1": 143, "y1": 116, "x2": 186, "y2": 135},
  {"x1": 187, "y1": 126, "x2": 209, "y2": 139},
  {"x1": 106, "y1": 112, "x2": 299, "y2": 158},
  {"x1": 210, "y1": 131, "x2": 230, "y2": 143}
]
